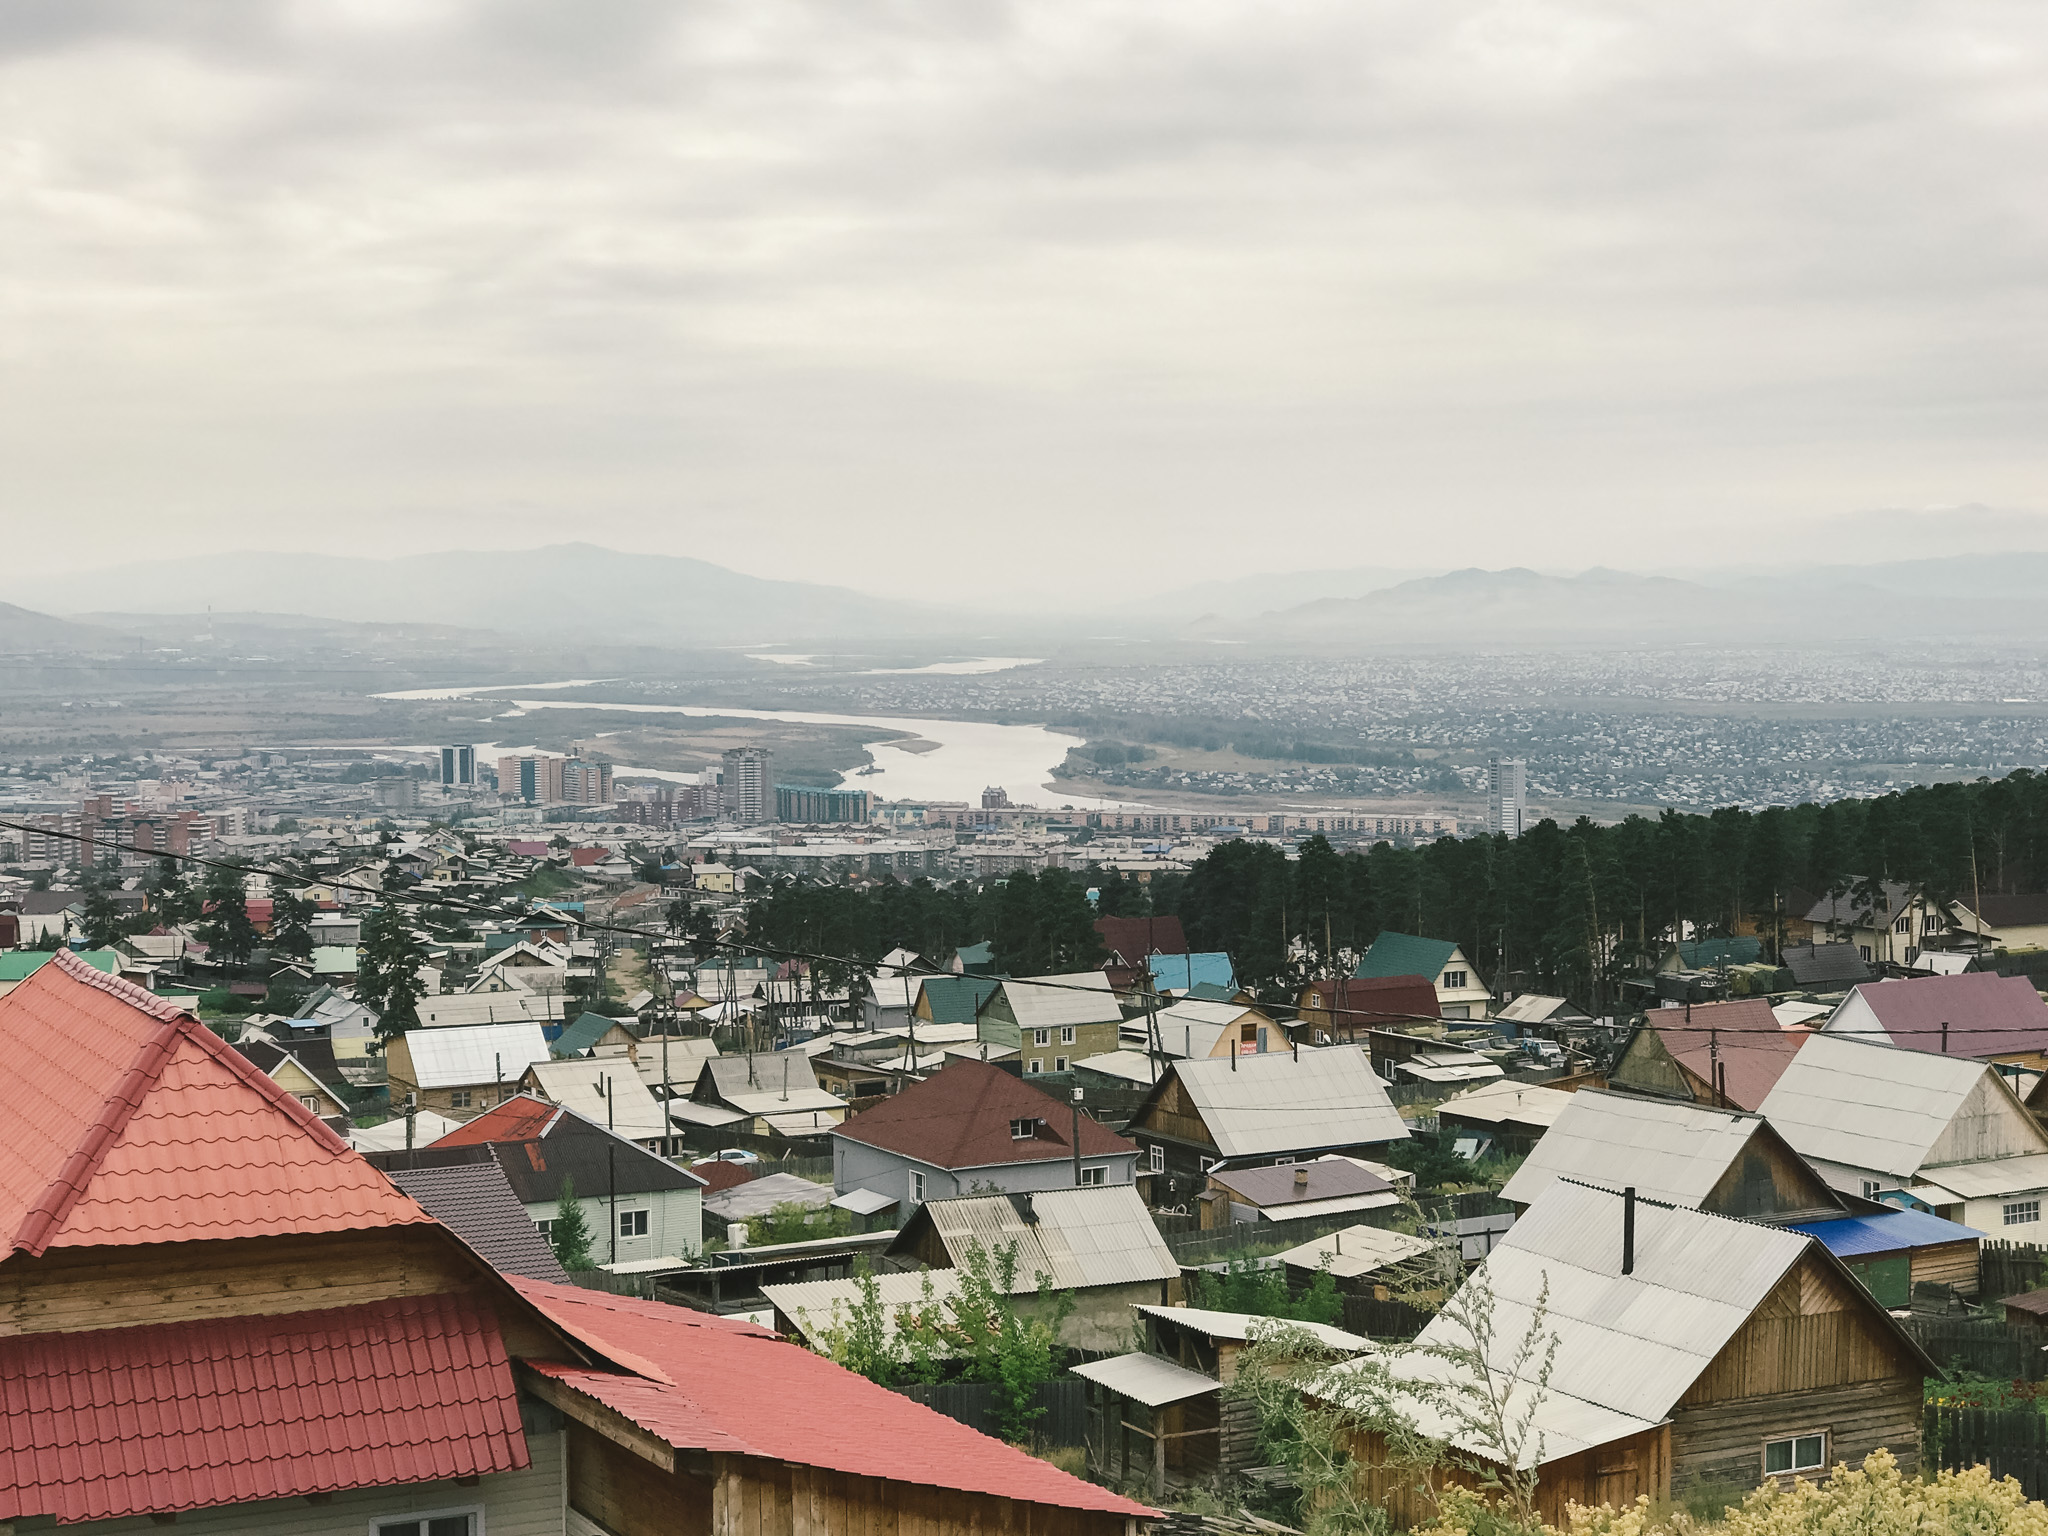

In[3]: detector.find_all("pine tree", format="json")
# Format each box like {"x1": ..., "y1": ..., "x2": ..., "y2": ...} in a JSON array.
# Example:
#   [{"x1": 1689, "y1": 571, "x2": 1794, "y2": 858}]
[
  {"x1": 550, "y1": 1176, "x2": 594, "y2": 1271},
  {"x1": 197, "y1": 864, "x2": 258, "y2": 967},
  {"x1": 357, "y1": 903, "x2": 425, "y2": 1045},
  {"x1": 269, "y1": 893, "x2": 317, "y2": 960}
]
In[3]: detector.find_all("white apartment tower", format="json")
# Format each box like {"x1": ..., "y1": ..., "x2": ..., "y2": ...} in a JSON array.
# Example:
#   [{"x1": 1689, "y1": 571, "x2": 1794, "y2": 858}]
[
  {"x1": 1487, "y1": 755, "x2": 1527, "y2": 838},
  {"x1": 721, "y1": 746, "x2": 775, "y2": 824}
]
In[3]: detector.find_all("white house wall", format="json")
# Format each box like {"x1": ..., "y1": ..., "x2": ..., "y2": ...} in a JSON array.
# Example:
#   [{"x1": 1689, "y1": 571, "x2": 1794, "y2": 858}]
[
  {"x1": 526, "y1": 1187, "x2": 702, "y2": 1262},
  {"x1": 1926, "y1": 1074, "x2": 2048, "y2": 1166}
]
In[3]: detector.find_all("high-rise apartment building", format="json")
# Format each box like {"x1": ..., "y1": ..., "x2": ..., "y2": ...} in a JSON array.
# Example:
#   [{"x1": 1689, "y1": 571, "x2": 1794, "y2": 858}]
[
  {"x1": 1487, "y1": 755, "x2": 1527, "y2": 838},
  {"x1": 560, "y1": 759, "x2": 613, "y2": 805},
  {"x1": 775, "y1": 785, "x2": 871, "y2": 824},
  {"x1": 497, "y1": 753, "x2": 566, "y2": 806},
  {"x1": 720, "y1": 747, "x2": 774, "y2": 824},
  {"x1": 439, "y1": 745, "x2": 476, "y2": 786}
]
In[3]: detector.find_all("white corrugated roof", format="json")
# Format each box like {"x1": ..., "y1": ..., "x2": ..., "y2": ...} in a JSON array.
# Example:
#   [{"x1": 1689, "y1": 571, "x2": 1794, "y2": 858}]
[
  {"x1": 763, "y1": 1269, "x2": 965, "y2": 1351},
  {"x1": 916, "y1": 1185, "x2": 1179, "y2": 1290},
  {"x1": 1072, "y1": 1049, "x2": 1162, "y2": 1086},
  {"x1": 1367, "y1": 1179, "x2": 1812, "y2": 1467},
  {"x1": 1071, "y1": 1352, "x2": 1223, "y2": 1407},
  {"x1": 401, "y1": 1022, "x2": 553, "y2": 1090},
  {"x1": 1501, "y1": 1091, "x2": 1771, "y2": 1209},
  {"x1": 1171, "y1": 1045, "x2": 1407, "y2": 1160},
  {"x1": 1439, "y1": 1079, "x2": 1577, "y2": 1130},
  {"x1": 524, "y1": 1059, "x2": 671, "y2": 1142},
  {"x1": 414, "y1": 993, "x2": 557, "y2": 1028},
  {"x1": 1758, "y1": 1033, "x2": 2007, "y2": 1178},
  {"x1": 1137, "y1": 1305, "x2": 1368, "y2": 1351},
  {"x1": 1273, "y1": 1224, "x2": 1436, "y2": 1280},
  {"x1": 701, "y1": 1053, "x2": 848, "y2": 1117},
  {"x1": 1913, "y1": 1152, "x2": 2048, "y2": 1200},
  {"x1": 999, "y1": 972, "x2": 1124, "y2": 1031}
]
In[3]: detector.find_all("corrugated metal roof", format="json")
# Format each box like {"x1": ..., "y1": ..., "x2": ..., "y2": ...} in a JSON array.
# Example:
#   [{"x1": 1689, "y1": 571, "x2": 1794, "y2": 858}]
[
  {"x1": 1910, "y1": 1152, "x2": 2048, "y2": 1200},
  {"x1": 1273, "y1": 1224, "x2": 1435, "y2": 1279},
  {"x1": 763, "y1": 1269, "x2": 965, "y2": 1350},
  {"x1": 704, "y1": 1172, "x2": 833, "y2": 1222},
  {"x1": 1354, "y1": 931, "x2": 1458, "y2": 982},
  {"x1": 1137, "y1": 1305, "x2": 1368, "y2": 1350},
  {"x1": 1758, "y1": 1033, "x2": 2016, "y2": 1178},
  {"x1": 403, "y1": 1021, "x2": 553, "y2": 1089},
  {"x1": 918, "y1": 1185, "x2": 1179, "y2": 1290},
  {"x1": 1172, "y1": 1045, "x2": 1407, "y2": 1160},
  {"x1": 1788, "y1": 1208, "x2": 1982, "y2": 1257},
  {"x1": 702, "y1": 1052, "x2": 847, "y2": 1117},
  {"x1": 1439, "y1": 1079, "x2": 1576, "y2": 1130},
  {"x1": 1071, "y1": 1351, "x2": 1222, "y2": 1407},
  {"x1": 1371, "y1": 1180, "x2": 1809, "y2": 1467},
  {"x1": 1501, "y1": 1091, "x2": 1772, "y2": 1209},
  {"x1": 525, "y1": 1059, "x2": 671, "y2": 1141},
  {"x1": 998, "y1": 972, "x2": 1124, "y2": 1031}
]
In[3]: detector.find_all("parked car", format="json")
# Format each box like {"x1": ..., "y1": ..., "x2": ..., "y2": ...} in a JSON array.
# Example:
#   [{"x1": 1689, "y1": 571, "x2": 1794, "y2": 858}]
[{"x1": 693, "y1": 1148, "x2": 762, "y2": 1167}]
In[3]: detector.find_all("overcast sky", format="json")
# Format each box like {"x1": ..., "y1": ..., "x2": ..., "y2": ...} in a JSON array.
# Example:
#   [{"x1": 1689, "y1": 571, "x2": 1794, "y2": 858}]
[{"x1": 5, "y1": 1, "x2": 2047, "y2": 601}]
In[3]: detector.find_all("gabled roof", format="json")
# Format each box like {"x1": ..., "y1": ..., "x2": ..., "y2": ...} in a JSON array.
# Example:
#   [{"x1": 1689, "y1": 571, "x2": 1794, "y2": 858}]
[
  {"x1": 996, "y1": 972, "x2": 1124, "y2": 1030},
  {"x1": 511, "y1": 1278, "x2": 1153, "y2": 1518},
  {"x1": 0, "y1": 1292, "x2": 528, "y2": 1525},
  {"x1": 1758, "y1": 1032, "x2": 2048, "y2": 1178},
  {"x1": 387, "y1": 1094, "x2": 704, "y2": 1203},
  {"x1": 1353, "y1": 931, "x2": 1459, "y2": 982},
  {"x1": 1804, "y1": 880, "x2": 1918, "y2": 927},
  {"x1": 1500, "y1": 1089, "x2": 1838, "y2": 1214},
  {"x1": 1152, "y1": 996, "x2": 1273, "y2": 1058},
  {"x1": 552, "y1": 1010, "x2": 632, "y2": 1057},
  {"x1": 1632, "y1": 999, "x2": 1807, "y2": 1110},
  {"x1": 1208, "y1": 1157, "x2": 1394, "y2": 1210},
  {"x1": 400, "y1": 1020, "x2": 553, "y2": 1089},
  {"x1": 386, "y1": 1161, "x2": 570, "y2": 1283},
  {"x1": 0, "y1": 948, "x2": 431, "y2": 1256},
  {"x1": 522, "y1": 1061, "x2": 672, "y2": 1143},
  {"x1": 696, "y1": 1052, "x2": 846, "y2": 1117},
  {"x1": 888, "y1": 1184, "x2": 1178, "y2": 1289},
  {"x1": 1156, "y1": 1045, "x2": 1407, "y2": 1161},
  {"x1": 431, "y1": 1091, "x2": 564, "y2": 1147},
  {"x1": 832, "y1": 1059, "x2": 1134, "y2": 1170},
  {"x1": 1781, "y1": 942, "x2": 1873, "y2": 987},
  {"x1": 1976, "y1": 894, "x2": 2048, "y2": 929},
  {"x1": 1827, "y1": 972, "x2": 2048, "y2": 1059},
  {"x1": 1094, "y1": 914, "x2": 1188, "y2": 962},
  {"x1": 232, "y1": 1041, "x2": 351, "y2": 1115},
  {"x1": 917, "y1": 974, "x2": 1002, "y2": 1025},
  {"x1": 1301, "y1": 975, "x2": 1441, "y2": 1027},
  {"x1": 1378, "y1": 1180, "x2": 1928, "y2": 1467}
]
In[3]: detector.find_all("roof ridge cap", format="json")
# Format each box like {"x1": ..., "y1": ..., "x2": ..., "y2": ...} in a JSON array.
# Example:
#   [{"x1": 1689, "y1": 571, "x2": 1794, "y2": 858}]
[{"x1": 48, "y1": 945, "x2": 189, "y2": 1020}]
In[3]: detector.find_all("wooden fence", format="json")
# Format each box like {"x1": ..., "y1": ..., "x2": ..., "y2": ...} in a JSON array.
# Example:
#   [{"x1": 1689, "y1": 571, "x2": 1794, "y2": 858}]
[
  {"x1": 1903, "y1": 1317, "x2": 2048, "y2": 1383},
  {"x1": 1923, "y1": 1404, "x2": 2048, "y2": 1498},
  {"x1": 894, "y1": 1378, "x2": 1088, "y2": 1448},
  {"x1": 1342, "y1": 1293, "x2": 1434, "y2": 1341},
  {"x1": 1980, "y1": 1240, "x2": 2048, "y2": 1302}
]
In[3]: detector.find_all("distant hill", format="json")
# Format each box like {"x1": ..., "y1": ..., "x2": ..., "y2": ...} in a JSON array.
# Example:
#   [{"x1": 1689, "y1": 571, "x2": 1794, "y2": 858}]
[
  {"x1": 0, "y1": 602, "x2": 122, "y2": 652},
  {"x1": 20, "y1": 544, "x2": 968, "y2": 645}
]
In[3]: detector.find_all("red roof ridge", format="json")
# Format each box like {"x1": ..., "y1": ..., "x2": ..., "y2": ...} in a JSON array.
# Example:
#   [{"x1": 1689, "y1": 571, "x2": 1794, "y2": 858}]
[{"x1": 49, "y1": 944, "x2": 189, "y2": 1021}]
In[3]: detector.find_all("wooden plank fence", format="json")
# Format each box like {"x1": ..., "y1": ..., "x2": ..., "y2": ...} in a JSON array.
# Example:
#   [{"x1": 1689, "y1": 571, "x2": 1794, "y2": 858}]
[
  {"x1": 1924, "y1": 1404, "x2": 2048, "y2": 1498},
  {"x1": 894, "y1": 1378, "x2": 1088, "y2": 1449},
  {"x1": 1903, "y1": 1317, "x2": 2048, "y2": 1383},
  {"x1": 1981, "y1": 1240, "x2": 2048, "y2": 1302},
  {"x1": 1343, "y1": 1293, "x2": 1434, "y2": 1341}
]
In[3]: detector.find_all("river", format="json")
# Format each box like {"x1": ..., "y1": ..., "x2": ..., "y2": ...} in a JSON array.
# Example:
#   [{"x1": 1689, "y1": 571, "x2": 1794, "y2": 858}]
[{"x1": 373, "y1": 685, "x2": 1144, "y2": 810}]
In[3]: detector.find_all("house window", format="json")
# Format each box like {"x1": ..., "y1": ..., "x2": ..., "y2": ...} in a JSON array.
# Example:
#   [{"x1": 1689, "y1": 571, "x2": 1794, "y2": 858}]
[
  {"x1": 1079, "y1": 1165, "x2": 1106, "y2": 1186},
  {"x1": 1148, "y1": 1145, "x2": 1165, "y2": 1174},
  {"x1": 1442, "y1": 970, "x2": 1467, "y2": 989},
  {"x1": 1054, "y1": 1057, "x2": 1068, "y2": 1072},
  {"x1": 1060, "y1": 1026, "x2": 1075, "y2": 1044},
  {"x1": 2006, "y1": 1200, "x2": 2041, "y2": 1226},
  {"x1": 1860, "y1": 1181, "x2": 1881, "y2": 1201},
  {"x1": 1034, "y1": 1028, "x2": 1050, "y2": 1047},
  {"x1": 1762, "y1": 1433, "x2": 1826, "y2": 1476},
  {"x1": 618, "y1": 1209, "x2": 650, "y2": 1239},
  {"x1": 299, "y1": 1094, "x2": 324, "y2": 1112},
  {"x1": 1028, "y1": 1059, "x2": 1043, "y2": 1075},
  {"x1": 1010, "y1": 1118, "x2": 1038, "y2": 1140},
  {"x1": 910, "y1": 1170, "x2": 926, "y2": 1205},
  {"x1": 374, "y1": 1511, "x2": 479, "y2": 1536},
  {"x1": 1198, "y1": 1156, "x2": 1218, "y2": 1174},
  {"x1": 448, "y1": 1090, "x2": 472, "y2": 1109},
  {"x1": 535, "y1": 1218, "x2": 554, "y2": 1240},
  {"x1": 1859, "y1": 945, "x2": 1872, "y2": 962}
]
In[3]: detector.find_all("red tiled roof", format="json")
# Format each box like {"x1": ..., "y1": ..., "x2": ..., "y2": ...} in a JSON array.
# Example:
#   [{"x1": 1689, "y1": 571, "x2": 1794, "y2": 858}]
[
  {"x1": 507, "y1": 840, "x2": 550, "y2": 857},
  {"x1": 1094, "y1": 914, "x2": 1188, "y2": 964},
  {"x1": 0, "y1": 948, "x2": 432, "y2": 1255},
  {"x1": 688, "y1": 1158, "x2": 756, "y2": 1194},
  {"x1": 1650, "y1": 999, "x2": 1806, "y2": 1111},
  {"x1": 0, "y1": 1292, "x2": 527, "y2": 1524},
  {"x1": 569, "y1": 847, "x2": 610, "y2": 867},
  {"x1": 831, "y1": 1059, "x2": 1135, "y2": 1169},
  {"x1": 510, "y1": 1278, "x2": 1152, "y2": 1518},
  {"x1": 1303, "y1": 975, "x2": 1441, "y2": 1026},
  {"x1": 1846, "y1": 972, "x2": 2048, "y2": 1058},
  {"x1": 430, "y1": 1091, "x2": 564, "y2": 1148}
]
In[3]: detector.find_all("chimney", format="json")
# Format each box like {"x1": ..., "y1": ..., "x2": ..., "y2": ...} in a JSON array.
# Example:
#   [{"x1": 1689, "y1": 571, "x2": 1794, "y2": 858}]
[
  {"x1": 1621, "y1": 1185, "x2": 1636, "y2": 1276},
  {"x1": 1017, "y1": 1192, "x2": 1037, "y2": 1224},
  {"x1": 1293, "y1": 1166, "x2": 1309, "y2": 1192},
  {"x1": 1941, "y1": 1020, "x2": 1950, "y2": 1054}
]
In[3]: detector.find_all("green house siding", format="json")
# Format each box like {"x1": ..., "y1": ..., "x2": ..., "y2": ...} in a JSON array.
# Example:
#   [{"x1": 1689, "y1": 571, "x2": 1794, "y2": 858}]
[{"x1": 1841, "y1": 1252, "x2": 1912, "y2": 1309}]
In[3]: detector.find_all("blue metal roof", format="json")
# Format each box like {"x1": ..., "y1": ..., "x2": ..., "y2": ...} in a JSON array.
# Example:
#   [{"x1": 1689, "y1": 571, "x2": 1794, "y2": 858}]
[
  {"x1": 1150, "y1": 952, "x2": 1237, "y2": 992},
  {"x1": 1788, "y1": 1208, "x2": 1981, "y2": 1257}
]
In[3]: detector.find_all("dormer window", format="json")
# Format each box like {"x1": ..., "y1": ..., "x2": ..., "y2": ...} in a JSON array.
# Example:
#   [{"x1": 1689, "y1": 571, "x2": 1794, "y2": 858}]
[{"x1": 1010, "y1": 1118, "x2": 1039, "y2": 1140}]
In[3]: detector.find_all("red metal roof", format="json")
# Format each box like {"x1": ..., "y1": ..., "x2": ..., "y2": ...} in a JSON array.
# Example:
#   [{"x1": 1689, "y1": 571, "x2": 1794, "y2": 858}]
[
  {"x1": 1847, "y1": 972, "x2": 2048, "y2": 1058},
  {"x1": 569, "y1": 847, "x2": 611, "y2": 867},
  {"x1": 831, "y1": 1059, "x2": 1136, "y2": 1169},
  {"x1": 510, "y1": 1278, "x2": 1153, "y2": 1518},
  {"x1": 1094, "y1": 914, "x2": 1188, "y2": 963},
  {"x1": 430, "y1": 1091, "x2": 564, "y2": 1148},
  {"x1": 0, "y1": 948, "x2": 432, "y2": 1256},
  {"x1": 1303, "y1": 975, "x2": 1441, "y2": 1027},
  {"x1": 0, "y1": 1291, "x2": 527, "y2": 1524},
  {"x1": 1650, "y1": 999, "x2": 1806, "y2": 1111}
]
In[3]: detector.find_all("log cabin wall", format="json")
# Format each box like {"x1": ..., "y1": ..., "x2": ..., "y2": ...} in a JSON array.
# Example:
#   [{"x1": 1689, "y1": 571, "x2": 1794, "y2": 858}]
[
  {"x1": 1347, "y1": 1425, "x2": 1671, "y2": 1530},
  {"x1": 710, "y1": 1453, "x2": 1132, "y2": 1535},
  {"x1": 1667, "y1": 1377, "x2": 1922, "y2": 1494},
  {"x1": 1700, "y1": 1134, "x2": 1839, "y2": 1221},
  {"x1": 1910, "y1": 1239, "x2": 1981, "y2": 1296},
  {"x1": 567, "y1": 1421, "x2": 713, "y2": 1536}
]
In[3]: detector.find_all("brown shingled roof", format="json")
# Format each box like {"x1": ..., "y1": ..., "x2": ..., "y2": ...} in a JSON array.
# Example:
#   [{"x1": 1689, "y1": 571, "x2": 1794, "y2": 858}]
[{"x1": 831, "y1": 1059, "x2": 1135, "y2": 1170}]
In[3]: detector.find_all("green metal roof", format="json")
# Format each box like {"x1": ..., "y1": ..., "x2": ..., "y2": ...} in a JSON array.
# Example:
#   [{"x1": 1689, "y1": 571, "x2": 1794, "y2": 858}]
[
  {"x1": 953, "y1": 941, "x2": 995, "y2": 974},
  {"x1": 553, "y1": 1010, "x2": 628, "y2": 1057},
  {"x1": 1675, "y1": 937, "x2": 1763, "y2": 970},
  {"x1": 918, "y1": 975, "x2": 1002, "y2": 1025},
  {"x1": 0, "y1": 949, "x2": 119, "y2": 983},
  {"x1": 1353, "y1": 931, "x2": 1459, "y2": 982}
]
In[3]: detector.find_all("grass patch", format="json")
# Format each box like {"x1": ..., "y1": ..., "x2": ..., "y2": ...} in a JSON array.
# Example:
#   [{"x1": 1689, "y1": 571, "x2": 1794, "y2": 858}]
[{"x1": 514, "y1": 867, "x2": 582, "y2": 898}]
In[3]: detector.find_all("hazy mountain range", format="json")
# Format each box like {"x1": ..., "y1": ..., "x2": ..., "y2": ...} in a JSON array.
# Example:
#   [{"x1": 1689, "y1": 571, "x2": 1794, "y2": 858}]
[{"x1": 7, "y1": 543, "x2": 2047, "y2": 652}]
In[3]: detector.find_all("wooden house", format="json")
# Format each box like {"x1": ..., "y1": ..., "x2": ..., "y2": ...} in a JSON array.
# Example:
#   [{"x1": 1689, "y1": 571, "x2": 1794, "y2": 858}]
[
  {"x1": 1822, "y1": 971, "x2": 2048, "y2": 1069},
  {"x1": 1608, "y1": 999, "x2": 1809, "y2": 1111},
  {"x1": 385, "y1": 1019, "x2": 554, "y2": 1118},
  {"x1": 0, "y1": 947, "x2": 1156, "y2": 1535},
  {"x1": 1295, "y1": 975, "x2": 1442, "y2": 1042},
  {"x1": 1149, "y1": 995, "x2": 1292, "y2": 1059},
  {"x1": 1349, "y1": 1179, "x2": 1938, "y2": 1526},
  {"x1": 1353, "y1": 931, "x2": 1492, "y2": 1020},
  {"x1": 1074, "y1": 1306, "x2": 1369, "y2": 1497}
]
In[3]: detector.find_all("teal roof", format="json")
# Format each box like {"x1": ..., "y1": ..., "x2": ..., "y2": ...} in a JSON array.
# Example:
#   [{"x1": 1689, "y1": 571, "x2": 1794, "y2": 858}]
[
  {"x1": 1676, "y1": 937, "x2": 1763, "y2": 970},
  {"x1": 1354, "y1": 931, "x2": 1459, "y2": 981},
  {"x1": 918, "y1": 975, "x2": 1002, "y2": 1025},
  {"x1": 1183, "y1": 981, "x2": 1239, "y2": 1002},
  {"x1": 553, "y1": 1010, "x2": 628, "y2": 1057},
  {"x1": 953, "y1": 941, "x2": 995, "y2": 973},
  {"x1": 1149, "y1": 952, "x2": 1237, "y2": 992},
  {"x1": 0, "y1": 949, "x2": 119, "y2": 984}
]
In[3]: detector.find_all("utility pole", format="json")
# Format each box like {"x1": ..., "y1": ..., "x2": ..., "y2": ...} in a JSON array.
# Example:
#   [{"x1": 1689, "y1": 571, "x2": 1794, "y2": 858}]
[
  {"x1": 604, "y1": 1072, "x2": 618, "y2": 1266},
  {"x1": 1071, "y1": 1086, "x2": 1084, "y2": 1187}
]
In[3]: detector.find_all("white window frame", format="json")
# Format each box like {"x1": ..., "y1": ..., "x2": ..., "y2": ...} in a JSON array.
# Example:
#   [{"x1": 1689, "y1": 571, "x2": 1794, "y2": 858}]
[
  {"x1": 909, "y1": 1170, "x2": 926, "y2": 1204},
  {"x1": 1010, "y1": 1118, "x2": 1037, "y2": 1140},
  {"x1": 617, "y1": 1208, "x2": 650, "y2": 1239},
  {"x1": 1053, "y1": 1056, "x2": 1068, "y2": 1072},
  {"x1": 1198, "y1": 1156, "x2": 1218, "y2": 1174},
  {"x1": 1761, "y1": 1431, "x2": 1826, "y2": 1478},
  {"x1": 1079, "y1": 1165, "x2": 1106, "y2": 1187},
  {"x1": 370, "y1": 1506, "x2": 485, "y2": 1536},
  {"x1": 2005, "y1": 1199, "x2": 2041, "y2": 1226},
  {"x1": 1028, "y1": 1059, "x2": 1042, "y2": 1075},
  {"x1": 1148, "y1": 1144, "x2": 1165, "y2": 1174},
  {"x1": 1860, "y1": 1180, "x2": 1881, "y2": 1201},
  {"x1": 1034, "y1": 1028, "x2": 1050, "y2": 1047},
  {"x1": 535, "y1": 1217, "x2": 555, "y2": 1239},
  {"x1": 1060, "y1": 1026, "x2": 1075, "y2": 1045}
]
